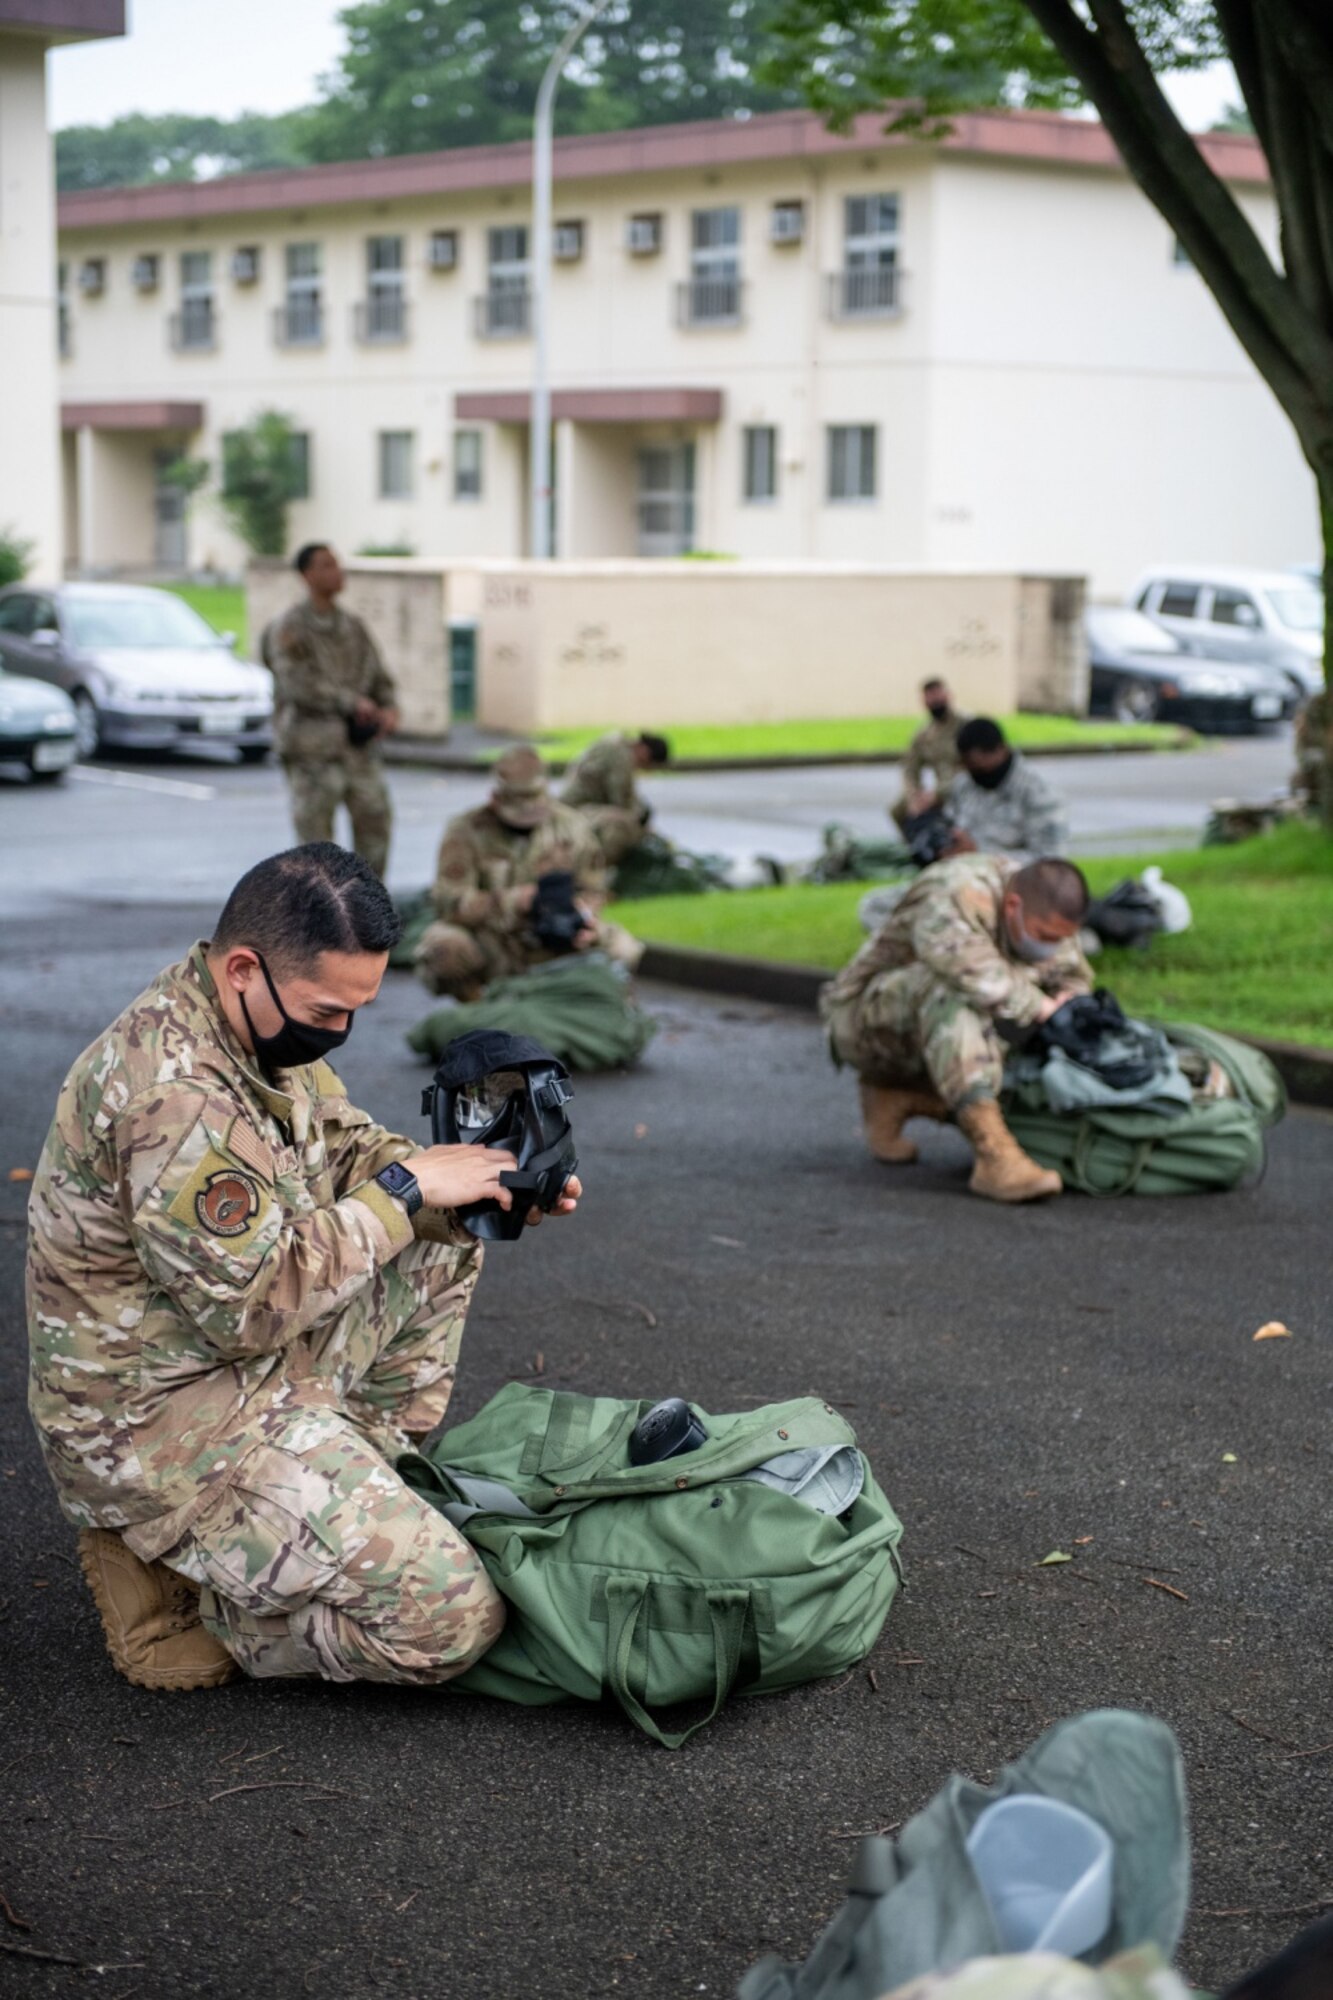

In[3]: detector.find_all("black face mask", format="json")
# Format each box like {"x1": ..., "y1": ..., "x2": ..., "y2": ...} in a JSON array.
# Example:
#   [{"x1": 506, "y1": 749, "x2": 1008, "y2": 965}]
[
  {"x1": 968, "y1": 754, "x2": 1013, "y2": 791},
  {"x1": 925, "y1": 700, "x2": 952, "y2": 721},
  {"x1": 239, "y1": 953, "x2": 353, "y2": 1071}
]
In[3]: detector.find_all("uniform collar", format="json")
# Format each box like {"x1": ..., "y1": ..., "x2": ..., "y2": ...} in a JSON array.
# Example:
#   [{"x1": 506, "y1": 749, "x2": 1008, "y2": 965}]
[{"x1": 185, "y1": 942, "x2": 299, "y2": 1121}]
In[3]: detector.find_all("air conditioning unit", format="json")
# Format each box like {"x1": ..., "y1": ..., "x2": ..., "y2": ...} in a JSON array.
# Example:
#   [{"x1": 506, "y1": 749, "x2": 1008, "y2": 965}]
[
  {"x1": 232, "y1": 246, "x2": 261, "y2": 284},
  {"x1": 626, "y1": 214, "x2": 662, "y2": 256},
  {"x1": 770, "y1": 202, "x2": 805, "y2": 245},
  {"x1": 553, "y1": 220, "x2": 584, "y2": 263},
  {"x1": 77, "y1": 258, "x2": 106, "y2": 296},
  {"x1": 428, "y1": 229, "x2": 459, "y2": 271},
  {"x1": 131, "y1": 254, "x2": 160, "y2": 292}
]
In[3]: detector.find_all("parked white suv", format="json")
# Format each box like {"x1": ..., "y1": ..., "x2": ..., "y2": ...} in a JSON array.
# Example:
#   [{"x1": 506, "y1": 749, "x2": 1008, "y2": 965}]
[{"x1": 1128, "y1": 566, "x2": 1324, "y2": 699}]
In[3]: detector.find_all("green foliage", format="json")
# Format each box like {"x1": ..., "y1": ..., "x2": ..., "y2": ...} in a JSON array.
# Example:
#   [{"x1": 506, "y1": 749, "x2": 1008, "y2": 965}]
[
  {"x1": 159, "y1": 456, "x2": 211, "y2": 498},
  {"x1": 355, "y1": 540, "x2": 418, "y2": 556},
  {"x1": 0, "y1": 525, "x2": 36, "y2": 590},
  {"x1": 55, "y1": 110, "x2": 311, "y2": 192},
  {"x1": 608, "y1": 821, "x2": 1333, "y2": 1048},
  {"x1": 218, "y1": 411, "x2": 305, "y2": 559},
  {"x1": 524, "y1": 712, "x2": 1189, "y2": 764}
]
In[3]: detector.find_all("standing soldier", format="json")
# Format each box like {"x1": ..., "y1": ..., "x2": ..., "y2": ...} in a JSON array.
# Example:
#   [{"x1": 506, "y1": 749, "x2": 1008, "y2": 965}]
[
  {"x1": 26, "y1": 842, "x2": 581, "y2": 1690},
  {"x1": 821, "y1": 853, "x2": 1092, "y2": 1202},
  {"x1": 415, "y1": 745, "x2": 641, "y2": 998},
  {"x1": 561, "y1": 731, "x2": 671, "y2": 866},
  {"x1": 891, "y1": 680, "x2": 970, "y2": 833},
  {"x1": 265, "y1": 544, "x2": 400, "y2": 877}
]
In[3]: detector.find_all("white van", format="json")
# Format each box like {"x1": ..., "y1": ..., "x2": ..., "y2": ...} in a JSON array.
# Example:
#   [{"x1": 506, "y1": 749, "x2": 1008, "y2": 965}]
[{"x1": 1128, "y1": 567, "x2": 1323, "y2": 698}]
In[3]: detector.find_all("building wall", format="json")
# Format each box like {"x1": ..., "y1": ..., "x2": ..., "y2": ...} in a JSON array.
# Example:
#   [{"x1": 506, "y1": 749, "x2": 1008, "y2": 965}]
[
  {"x1": 55, "y1": 130, "x2": 1319, "y2": 591},
  {"x1": 0, "y1": 35, "x2": 62, "y2": 579}
]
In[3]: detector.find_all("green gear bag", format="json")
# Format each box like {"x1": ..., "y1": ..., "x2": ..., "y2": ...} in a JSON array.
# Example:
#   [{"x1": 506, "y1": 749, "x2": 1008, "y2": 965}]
[
  {"x1": 399, "y1": 1385, "x2": 905, "y2": 1748},
  {"x1": 405, "y1": 953, "x2": 657, "y2": 1072},
  {"x1": 1001, "y1": 1023, "x2": 1286, "y2": 1197}
]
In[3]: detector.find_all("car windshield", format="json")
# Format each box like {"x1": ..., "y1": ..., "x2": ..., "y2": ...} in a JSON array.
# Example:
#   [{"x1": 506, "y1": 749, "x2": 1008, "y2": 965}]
[
  {"x1": 1262, "y1": 587, "x2": 1324, "y2": 633},
  {"x1": 1089, "y1": 607, "x2": 1178, "y2": 654},
  {"x1": 63, "y1": 593, "x2": 217, "y2": 650}
]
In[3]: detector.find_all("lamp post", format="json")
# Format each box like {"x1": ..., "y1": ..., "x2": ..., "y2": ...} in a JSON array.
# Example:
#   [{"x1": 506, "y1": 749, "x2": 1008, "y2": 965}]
[{"x1": 530, "y1": 0, "x2": 616, "y2": 559}]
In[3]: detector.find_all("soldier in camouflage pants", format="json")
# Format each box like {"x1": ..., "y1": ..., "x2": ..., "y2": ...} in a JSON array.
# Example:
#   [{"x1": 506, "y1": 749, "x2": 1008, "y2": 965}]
[{"x1": 27, "y1": 846, "x2": 579, "y2": 1690}]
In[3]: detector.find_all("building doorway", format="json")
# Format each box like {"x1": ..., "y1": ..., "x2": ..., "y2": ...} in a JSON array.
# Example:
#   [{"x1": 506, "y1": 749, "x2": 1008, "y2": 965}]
[
  {"x1": 636, "y1": 443, "x2": 695, "y2": 556},
  {"x1": 153, "y1": 450, "x2": 188, "y2": 570}
]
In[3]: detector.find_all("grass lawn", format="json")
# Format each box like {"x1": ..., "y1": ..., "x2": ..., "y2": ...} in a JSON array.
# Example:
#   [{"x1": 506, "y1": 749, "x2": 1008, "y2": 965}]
[
  {"x1": 609, "y1": 820, "x2": 1333, "y2": 1050},
  {"x1": 165, "y1": 582, "x2": 248, "y2": 652},
  {"x1": 530, "y1": 714, "x2": 1188, "y2": 763}
]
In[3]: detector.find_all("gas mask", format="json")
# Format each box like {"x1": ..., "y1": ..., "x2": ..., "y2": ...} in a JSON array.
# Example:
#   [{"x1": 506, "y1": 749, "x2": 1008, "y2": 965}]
[{"x1": 422, "y1": 1030, "x2": 577, "y2": 1242}]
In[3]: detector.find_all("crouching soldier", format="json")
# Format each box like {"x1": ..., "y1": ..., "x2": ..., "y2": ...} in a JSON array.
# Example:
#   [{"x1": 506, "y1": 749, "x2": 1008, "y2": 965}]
[
  {"x1": 414, "y1": 745, "x2": 642, "y2": 999},
  {"x1": 26, "y1": 842, "x2": 580, "y2": 1691},
  {"x1": 561, "y1": 730, "x2": 670, "y2": 866},
  {"x1": 821, "y1": 854, "x2": 1092, "y2": 1203}
]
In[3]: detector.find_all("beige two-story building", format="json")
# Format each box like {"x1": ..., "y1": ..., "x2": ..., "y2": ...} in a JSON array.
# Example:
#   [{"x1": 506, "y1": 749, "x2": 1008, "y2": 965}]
[{"x1": 54, "y1": 106, "x2": 1315, "y2": 590}]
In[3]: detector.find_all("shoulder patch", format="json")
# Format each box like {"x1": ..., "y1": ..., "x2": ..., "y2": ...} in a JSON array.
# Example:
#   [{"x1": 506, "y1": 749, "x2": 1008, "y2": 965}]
[
  {"x1": 166, "y1": 1146, "x2": 269, "y2": 1246},
  {"x1": 225, "y1": 1115, "x2": 276, "y2": 1182}
]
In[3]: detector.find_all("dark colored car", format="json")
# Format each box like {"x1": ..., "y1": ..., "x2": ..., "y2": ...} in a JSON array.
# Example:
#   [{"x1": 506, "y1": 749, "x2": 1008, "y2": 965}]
[
  {"x1": 1086, "y1": 606, "x2": 1295, "y2": 731},
  {"x1": 0, "y1": 664, "x2": 78, "y2": 782}
]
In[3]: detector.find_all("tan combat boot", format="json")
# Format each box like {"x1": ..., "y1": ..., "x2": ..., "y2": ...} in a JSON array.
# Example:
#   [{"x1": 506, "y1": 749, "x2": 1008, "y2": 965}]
[
  {"x1": 859, "y1": 1083, "x2": 948, "y2": 1163},
  {"x1": 78, "y1": 1529, "x2": 238, "y2": 1691},
  {"x1": 956, "y1": 1098, "x2": 1063, "y2": 1204}
]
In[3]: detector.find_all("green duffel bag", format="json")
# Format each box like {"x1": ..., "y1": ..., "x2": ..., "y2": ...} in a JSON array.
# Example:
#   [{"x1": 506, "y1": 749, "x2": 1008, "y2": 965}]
[
  {"x1": 399, "y1": 1385, "x2": 905, "y2": 1748},
  {"x1": 1002, "y1": 1022, "x2": 1286, "y2": 1197},
  {"x1": 406, "y1": 953, "x2": 657, "y2": 1072}
]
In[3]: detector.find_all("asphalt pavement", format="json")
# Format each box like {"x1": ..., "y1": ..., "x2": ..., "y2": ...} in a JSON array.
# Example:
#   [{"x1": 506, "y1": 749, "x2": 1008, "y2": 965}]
[{"x1": 1, "y1": 882, "x2": 1330, "y2": 1999}]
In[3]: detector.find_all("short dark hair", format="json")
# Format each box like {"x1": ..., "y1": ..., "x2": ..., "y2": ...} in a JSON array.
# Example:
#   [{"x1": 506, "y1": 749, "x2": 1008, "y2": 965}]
[
  {"x1": 638, "y1": 732, "x2": 670, "y2": 765},
  {"x1": 212, "y1": 844, "x2": 401, "y2": 970},
  {"x1": 920, "y1": 678, "x2": 946, "y2": 695},
  {"x1": 1011, "y1": 857, "x2": 1090, "y2": 923},
  {"x1": 293, "y1": 542, "x2": 332, "y2": 574},
  {"x1": 956, "y1": 716, "x2": 1007, "y2": 757}
]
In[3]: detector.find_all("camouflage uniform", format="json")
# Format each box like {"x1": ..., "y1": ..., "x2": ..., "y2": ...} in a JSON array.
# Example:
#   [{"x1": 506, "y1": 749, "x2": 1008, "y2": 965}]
[
  {"x1": 821, "y1": 853, "x2": 1091, "y2": 1109},
  {"x1": 266, "y1": 600, "x2": 397, "y2": 877},
  {"x1": 891, "y1": 711, "x2": 971, "y2": 833},
  {"x1": 26, "y1": 945, "x2": 501, "y2": 1685},
  {"x1": 947, "y1": 753, "x2": 1068, "y2": 860},
  {"x1": 1293, "y1": 687, "x2": 1329, "y2": 816},
  {"x1": 415, "y1": 749, "x2": 642, "y2": 997},
  {"x1": 883, "y1": 1945, "x2": 1191, "y2": 2000},
  {"x1": 561, "y1": 733, "x2": 650, "y2": 866}
]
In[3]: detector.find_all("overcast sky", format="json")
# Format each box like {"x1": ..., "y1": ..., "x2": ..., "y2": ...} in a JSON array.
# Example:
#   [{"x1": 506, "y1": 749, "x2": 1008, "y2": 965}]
[{"x1": 48, "y1": 0, "x2": 1239, "y2": 132}]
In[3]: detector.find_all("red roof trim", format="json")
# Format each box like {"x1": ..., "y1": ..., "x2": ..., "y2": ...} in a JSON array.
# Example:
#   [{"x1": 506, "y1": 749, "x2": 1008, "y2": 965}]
[
  {"x1": 56, "y1": 107, "x2": 1270, "y2": 231},
  {"x1": 61, "y1": 400, "x2": 205, "y2": 431},
  {"x1": 456, "y1": 387, "x2": 724, "y2": 423}
]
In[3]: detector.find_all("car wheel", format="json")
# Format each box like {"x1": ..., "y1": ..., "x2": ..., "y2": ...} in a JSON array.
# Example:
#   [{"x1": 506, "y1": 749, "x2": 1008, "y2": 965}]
[
  {"x1": 72, "y1": 690, "x2": 102, "y2": 760},
  {"x1": 1112, "y1": 678, "x2": 1160, "y2": 725}
]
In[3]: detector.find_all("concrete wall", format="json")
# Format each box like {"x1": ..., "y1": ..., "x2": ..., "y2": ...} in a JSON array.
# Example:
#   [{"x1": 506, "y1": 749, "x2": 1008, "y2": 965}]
[
  {"x1": 464, "y1": 561, "x2": 1084, "y2": 731},
  {"x1": 0, "y1": 35, "x2": 62, "y2": 579},
  {"x1": 247, "y1": 560, "x2": 451, "y2": 738}
]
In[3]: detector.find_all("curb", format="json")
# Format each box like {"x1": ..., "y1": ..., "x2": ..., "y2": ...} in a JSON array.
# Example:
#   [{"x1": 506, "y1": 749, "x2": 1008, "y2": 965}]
[
  {"x1": 381, "y1": 734, "x2": 1196, "y2": 777},
  {"x1": 638, "y1": 942, "x2": 1333, "y2": 1111}
]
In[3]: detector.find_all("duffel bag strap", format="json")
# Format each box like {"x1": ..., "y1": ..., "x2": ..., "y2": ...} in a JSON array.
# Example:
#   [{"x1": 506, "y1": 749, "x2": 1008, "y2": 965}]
[
  {"x1": 1072, "y1": 1121, "x2": 1156, "y2": 1197},
  {"x1": 604, "y1": 1577, "x2": 750, "y2": 1750}
]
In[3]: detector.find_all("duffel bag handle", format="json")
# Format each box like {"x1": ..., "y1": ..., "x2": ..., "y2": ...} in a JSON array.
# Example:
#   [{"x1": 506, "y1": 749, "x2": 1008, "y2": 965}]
[
  {"x1": 1072, "y1": 1121, "x2": 1155, "y2": 1197},
  {"x1": 604, "y1": 1577, "x2": 749, "y2": 1749}
]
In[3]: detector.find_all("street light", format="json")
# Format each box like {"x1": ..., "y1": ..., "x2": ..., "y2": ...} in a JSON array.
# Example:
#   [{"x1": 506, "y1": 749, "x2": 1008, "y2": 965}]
[{"x1": 530, "y1": 0, "x2": 617, "y2": 560}]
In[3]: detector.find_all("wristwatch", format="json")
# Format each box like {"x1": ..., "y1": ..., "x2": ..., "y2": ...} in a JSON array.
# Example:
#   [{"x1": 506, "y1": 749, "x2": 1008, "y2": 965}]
[{"x1": 375, "y1": 1160, "x2": 423, "y2": 1218}]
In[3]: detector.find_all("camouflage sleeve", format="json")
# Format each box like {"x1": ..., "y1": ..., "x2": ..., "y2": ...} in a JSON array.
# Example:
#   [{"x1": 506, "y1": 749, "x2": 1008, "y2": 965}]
[
  {"x1": 910, "y1": 880, "x2": 1049, "y2": 1027},
  {"x1": 118, "y1": 1087, "x2": 415, "y2": 1357},
  {"x1": 268, "y1": 617, "x2": 357, "y2": 719},
  {"x1": 356, "y1": 618, "x2": 398, "y2": 710},
  {"x1": 571, "y1": 814, "x2": 610, "y2": 903},
  {"x1": 602, "y1": 745, "x2": 638, "y2": 813},
  {"x1": 900, "y1": 726, "x2": 929, "y2": 794},
  {"x1": 1020, "y1": 764, "x2": 1069, "y2": 859},
  {"x1": 313, "y1": 1066, "x2": 473, "y2": 1248},
  {"x1": 431, "y1": 823, "x2": 524, "y2": 932}
]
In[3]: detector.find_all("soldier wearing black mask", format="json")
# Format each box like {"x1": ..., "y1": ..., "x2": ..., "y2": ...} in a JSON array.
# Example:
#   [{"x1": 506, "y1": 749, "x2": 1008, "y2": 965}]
[
  {"x1": 891, "y1": 679, "x2": 971, "y2": 833},
  {"x1": 942, "y1": 717, "x2": 1069, "y2": 863}
]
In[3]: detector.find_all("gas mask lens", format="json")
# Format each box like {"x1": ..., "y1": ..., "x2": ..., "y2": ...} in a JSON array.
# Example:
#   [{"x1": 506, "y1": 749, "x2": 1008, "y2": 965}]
[{"x1": 423, "y1": 1032, "x2": 577, "y2": 1243}]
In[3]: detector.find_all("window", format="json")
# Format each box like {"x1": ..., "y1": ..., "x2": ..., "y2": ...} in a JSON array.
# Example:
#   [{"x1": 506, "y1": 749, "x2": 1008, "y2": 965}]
[
  {"x1": 1158, "y1": 583, "x2": 1200, "y2": 618},
  {"x1": 175, "y1": 251, "x2": 215, "y2": 349},
  {"x1": 827, "y1": 425, "x2": 877, "y2": 502},
  {"x1": 362, "y1": 235, "x2": 407, "y2": 340},
  {"x1": 453, "y1": 429, "x2": 483, "y2": 501},
  {"x1": 771, "y1": 201, "x2": 805, "y2": 245},
  {"x1": 553, "y1": 220, "x2": 584, "y2": 263},
  {"x1": 685, "y1": 207, "x2": 741, "y2": 323},
  {"x1": 478, "y1": 226, "x2": 530, "y2": 336},
  {"x1": 743, "y1": 426, "x2": 778, "y2": 503},
  {"x1": 1209, "y1": 588, "x2": 1261, "y2": 629},
  {"x1": 288, "y1": 432, "x2": 312, "y2": 501},
  {"x1": 0, "y1": 594, "x2": 39, "y2": 634},
  {"x1": 131, "y1": 254, "x2": 160, "y2": 293},
  {"x1": 836, "y1": 194, "x2": 900, "y2": 315},
  {"x1": 281, "y1": 242, "x2": 323, "y2": 345},
  {"x1": 626, "y1": 214, "x2": 663, "y2": 255},
  {"x1": 429, "y1": 229, "x2": 458, "y2": 271},
  {"x1": 378, "y1": 430, "x2": 414, "y2": 500},
  {"x1": 77, "y1": 258, "x2": 106, "y2": 296}
]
